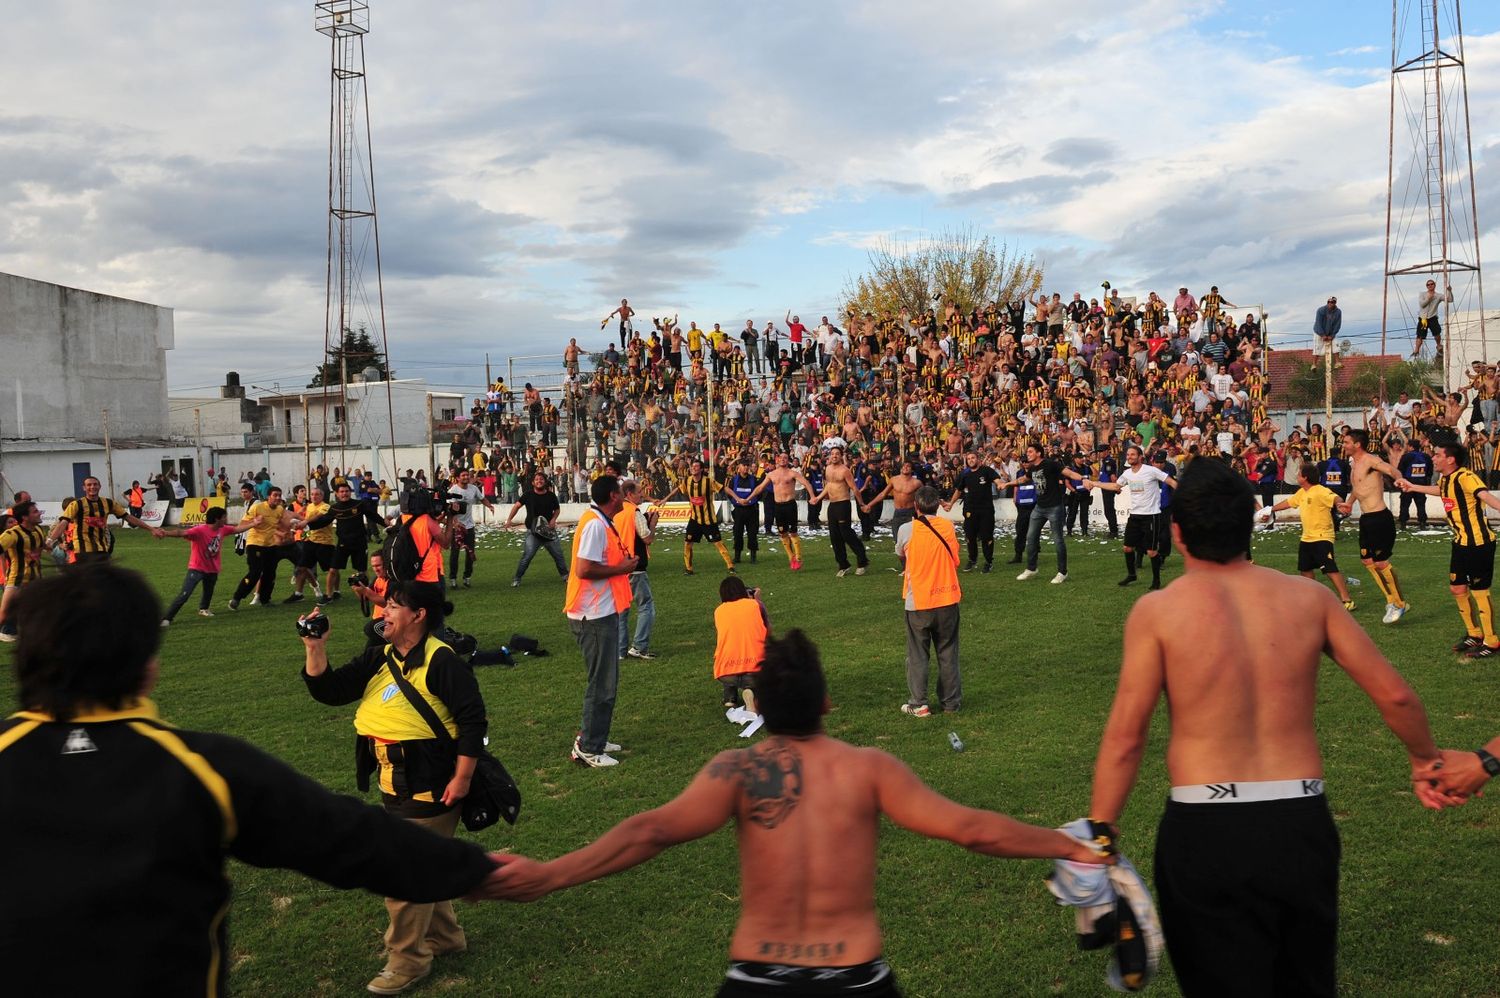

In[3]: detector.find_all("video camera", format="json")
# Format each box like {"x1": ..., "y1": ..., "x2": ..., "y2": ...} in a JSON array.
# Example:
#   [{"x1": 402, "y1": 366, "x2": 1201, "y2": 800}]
[
  {"x1": 401, "y1": 486, "x2": 447, "y2": 518},
  {"x1": 295, "y1": 613, "x2": 330, "y2": 639}
]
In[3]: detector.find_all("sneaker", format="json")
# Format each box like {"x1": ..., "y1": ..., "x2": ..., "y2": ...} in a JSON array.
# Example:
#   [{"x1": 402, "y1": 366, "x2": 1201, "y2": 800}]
[
  {"x1": 750, "y1": 552, "x2": 757, "y2": 563},
  {"x1": 0, "y1": 630, "x2": 15, "y2": 643},
  {"x1": 1382, "y1": 603, "x2": 1408, "y2": 625},
  {"x1": 1465, "y1": 643, "x2": 1498, "y2": 660},
  {"x1": 160, "y1": 619, "x2": 171, "y2": 629},
  {"x1": 855, "y1": 566, "x2": 867, "y2": 576},
  {"x1": 1118, "y1": 575, "x2": 1138, "y2": 587},
  {"x1": 964, "y1": 562, "x2": 976, "y2": 573},
  {"x1": 511, "y1": 579, "x2": 520, "y2": 588},
  {"x1": 790, "y1": 559, "x2": 802, "y2": 571},
  {"x1": 248, "y1": 594, "x2": 260, "y2": 606},
  {"x1": 900, "y1": 703, "x2": 932, "y2": 718},
  {"x1": 315, "y1": 594, "x2": 333, "y2": 606},
  {"x1": 367, "y1": 967, "x2": 431, "y2": 995},
  {"x1": 327, "y1": 590, "x2": 343, "y2": 601},
  {"x1": 1006, "y1": 556, "x2": 1022, "y2": 564},
  {"x1": 570, "y1": 745, "x2": 620, "y2": 768},
  {"x1": 836, "y1": 568, "x2": 850, "y2": 578},
  {"x1": 447, "y1": 578, "x2": 457, "y2": 588},
  {"x1": 462, "y1": 578, "x2": 471, "y2": 589},
  {"x1": 1016, "y1": 569, "x2": 1037, "y2": 581},
  {"x1": 283, "y1": 592, "x2": 306, "y2": 604},
  {"x1": 1050, "y1": 573, "x2": 1068, "y2": 585},
  {"x1": 1343, "y1": 600, "x2": 1357, "y2": 611},
  {"x1": 574, "y1": 735, "x2": 621, "y2": 753},
  {"x1": 626, "y1": 648, "x2": 657, "y2": 660},
  {"x1": 981, "y1": 563, "x2": 992, "y2": 574},
  {"x1": 684, "y1": 568, "x2": 695, "y2": 576},
  {"x1": 227, "y1": 599, "x2": 240, "y2": 612},
  {"x1": 727, "y1": 566, "x2": 737, "y2": 575},
  {"x1": 723, "y1": 699, "x2": 739, "y2": 709},
  {"x1": 1452, "y1": 635, "x2": 1483, "y2": 653},
  {"x1": 198, "y1": 609, "x2": 215, "y2": 618}
]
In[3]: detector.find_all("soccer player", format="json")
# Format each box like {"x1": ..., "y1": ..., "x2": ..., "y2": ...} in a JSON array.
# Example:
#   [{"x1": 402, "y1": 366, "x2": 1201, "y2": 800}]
[
  {"x1": 480, "y1": 629, "x2": 1107, "y2": 995},
  {"x1": 1258, "y1": 464, "x2": 1356, "y2": 609},
  {"x1": 1086, "y1": 444, "x2": 1176, "y2": 589},
  {"x1": 660, "y1": 459, "x2": 735, "y2": 576},
  {"x1": 1088, "y1": 458, "x2": 1447, "y2": 997},
  {"x1": 1397, "y1": 441, "x2": 1500, "y2": 659},
  {"x1": 227, "y1": 486, "x2": 287, "y2": 610},
  {"x1": 0, "y1": 501, "x2": 54, "y2": 642},
  {"x1": 810, "y1": 447, "x2": 870, "y2": 577},
  {"x1": 1335, "y1": 429, "x2": 1409, "y2": 624},
  {"x1": 740, "y1": 453, "x2": 817, "y2": 570},
  {"x1": 46, "y1": 476, "x2": 157, "y2": 563}
]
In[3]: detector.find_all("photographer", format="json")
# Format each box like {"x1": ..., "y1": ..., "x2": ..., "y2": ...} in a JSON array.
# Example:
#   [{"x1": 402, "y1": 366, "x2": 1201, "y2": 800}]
[
  {"x1": 445, "y1": 469, "x2": 494, "y2": 589},
  {"x1": 350, "y1": 549, "x2": 391, "y2": 647},
  {"x1": 713, "y1": 576, "x2": 769, "y2": 712},
  {"x1": 301, "y1": 583, "x2": 487, "y2": 995},
  {"x1": 504, "y1": 471, "x2": 567, "y2": 587}
]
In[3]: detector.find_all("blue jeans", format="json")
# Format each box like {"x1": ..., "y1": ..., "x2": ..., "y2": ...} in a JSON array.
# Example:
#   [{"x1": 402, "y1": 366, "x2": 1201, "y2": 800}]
[
  {"x1": 515, "y1": 531, "x2": 567, "y2": 581},
  {"x1": 618, "y1": 572, "x2": 654, "y2": 656},
  {"x1": 163, "y1": 569, "x2": 217, "y2": 621},
  {"x1": 1024, "y1": 504, "x2": 1068, "y2": 574},
  {"x1": 571, "y1": 613, "x2": 620, "y2": 755}
]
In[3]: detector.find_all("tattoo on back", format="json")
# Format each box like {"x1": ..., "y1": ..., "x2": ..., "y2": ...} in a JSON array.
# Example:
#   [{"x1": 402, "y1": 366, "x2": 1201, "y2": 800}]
[{"x1": 709, "y1": 739, "x2": 803, "y2": 828}]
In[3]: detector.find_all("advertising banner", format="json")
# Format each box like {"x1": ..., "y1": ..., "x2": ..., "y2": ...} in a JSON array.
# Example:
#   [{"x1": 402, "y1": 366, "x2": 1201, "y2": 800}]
[{"x1": 179, "y1": 497, "x2": 227, "y2": 525}]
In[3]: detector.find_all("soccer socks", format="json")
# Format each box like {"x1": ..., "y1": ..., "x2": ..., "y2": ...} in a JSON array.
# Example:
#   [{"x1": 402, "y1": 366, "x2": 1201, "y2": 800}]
[
  {"x1": 1123, "y1": 551, "x2": 1138, "y2": 578},
  {"x1": 1475, "y1": 590, "x2": 1499, "y2": 647},
  {"x1": 1365, "y1": 565, "x2": 1393, "y2": 604},
  {"x1": 780, "y1": 531, "x2": 797, "y2": 565},
  {"x1": 1456, "y1": 592, "x2": 1481, "y2": 638},
  {"x1": 715, "y1": 541, "x2": 734, "y2": 570},
  {"x1": 1150, "y1": 555, "x2": 1164, "y2": 586},
  {"x1": 1380, "y1": 565, "x2": 1407, "y2": 609},
  {"x1": 684, "y1": 543, "x2": 694, "y2": 572}
]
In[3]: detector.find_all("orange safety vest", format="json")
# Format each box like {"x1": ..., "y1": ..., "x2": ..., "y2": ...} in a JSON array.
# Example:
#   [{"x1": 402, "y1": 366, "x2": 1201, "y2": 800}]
[
  {"x1": 713, "y1": 598, "x2": 767, "y2": 679},
  {"x1": 614, "y1": 501, "x2": 639, "y2": 555},
  {"x1": 128, "y1": 487, "x2": 144, "y2": 508},
  {"x1": 564, "y1": 507, "x2": 632, "y2": 618},
  {"x1": 903, "y1": 515, "x2": 962, "y2": 611}
]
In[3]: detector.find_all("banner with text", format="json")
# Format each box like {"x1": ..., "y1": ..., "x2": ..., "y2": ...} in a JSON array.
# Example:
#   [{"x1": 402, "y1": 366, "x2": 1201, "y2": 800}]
[{"x1": 178, "y1": 497, "x2": 227, "y2": 525}]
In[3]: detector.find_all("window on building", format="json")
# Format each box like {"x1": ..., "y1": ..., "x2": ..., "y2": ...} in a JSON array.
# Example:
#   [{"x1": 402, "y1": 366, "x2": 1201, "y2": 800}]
[
  {"x1": 333, "y1": 405, "x2": 346, "y2": 425},
  {"x1": 441, "y1": 407, "x2": 457, "y2": 421}
]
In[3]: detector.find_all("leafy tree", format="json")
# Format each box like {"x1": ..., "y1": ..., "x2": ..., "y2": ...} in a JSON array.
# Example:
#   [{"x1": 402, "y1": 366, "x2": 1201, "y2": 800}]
[
  {"x1": 1279, "y1": 356, "x2": 1437, "y2": 409},
  {"x1": 841, "y1": 226, "x2": 1043, "y2": 320},
  {"x1": 308, "y1": 326, "x2": 389, "y2": 388}
]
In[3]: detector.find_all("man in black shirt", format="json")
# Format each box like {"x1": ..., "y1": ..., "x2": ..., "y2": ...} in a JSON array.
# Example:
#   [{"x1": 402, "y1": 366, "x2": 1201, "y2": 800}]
[
  {"x1": 1017, "y1": 444, "x2": 1087, "y2": 584},
  {"x1": 0, "y1": 564, "x2": 501, "y2": 997},
  {"x1": 304, "y1": 481, "x2": 386, "y2": 604},
  {"x1": 504, "y1": 471, "x2": 567, "y2": 586},
  {"x1": 946, "y1": 451, "x2": 1000, "y2": 572},
  {"x1": 1397, "y1": 442, "x2": 1431, "y2": 528}
]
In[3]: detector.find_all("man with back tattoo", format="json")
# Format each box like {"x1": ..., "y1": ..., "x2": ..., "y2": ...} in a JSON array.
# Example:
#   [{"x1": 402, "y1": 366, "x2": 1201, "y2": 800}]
[{"x1": 480, "y1": 629, "x2": 1106, "y2": 996}]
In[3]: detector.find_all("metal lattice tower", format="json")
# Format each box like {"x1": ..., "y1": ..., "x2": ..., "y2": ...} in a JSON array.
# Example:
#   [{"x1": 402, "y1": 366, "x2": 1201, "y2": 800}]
[
  {"x1": 1381, "y1": 0, "x2": 1487, "y2": 386},
  {"x1": 315, "y1": 1, "x2": 396, "y2": 470}
]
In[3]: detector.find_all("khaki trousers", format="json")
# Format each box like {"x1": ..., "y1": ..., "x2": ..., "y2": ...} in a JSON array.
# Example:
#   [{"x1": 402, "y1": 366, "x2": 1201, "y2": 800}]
[{"x1": 382, "y1": 807, "x2": 466, "y2": 974}]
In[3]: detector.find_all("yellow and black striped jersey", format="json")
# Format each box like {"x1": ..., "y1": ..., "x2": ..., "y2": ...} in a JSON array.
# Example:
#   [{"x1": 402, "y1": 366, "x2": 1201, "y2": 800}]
[
  {"x1": 59, "y1": 497, "x2": 128, "y2": 554},
  {"x1": 0, "y1": 523, "x2": 48, "y2": 585},
  {"x1": 674, "y1": 473, "x2": 725, "y2": 525},
  {"x1": 1440, "y1": 467, "x2": 1495, "y2": 547}
]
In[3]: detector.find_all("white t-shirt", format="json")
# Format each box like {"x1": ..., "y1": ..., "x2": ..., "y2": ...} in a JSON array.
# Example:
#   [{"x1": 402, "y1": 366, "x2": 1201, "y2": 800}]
[
  {"x1": 566, "y1": 511, "x2": 617, "y2": 620},
  {"x1": 1118, "y1": 465, "x2": 1169, "y2": 516},
  {"x1": 447, "y1": 483, "x2": 485, "y2": 529},
  {"x1": 1211, "y1": 373, "x2": 1233, "y2": 399}
]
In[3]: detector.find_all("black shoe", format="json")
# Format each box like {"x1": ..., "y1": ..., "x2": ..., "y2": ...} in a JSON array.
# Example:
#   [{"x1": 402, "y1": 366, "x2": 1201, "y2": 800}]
[
  {"x1": 1453, "y1": 635, "x2": 1484, "y2": 653},
  {"x1": 283, "y1": 592, "x2": 306, "y2": 604},
  {"x1": 981, "y1": 563, "x2": 992, "y2": 574},
  {"x1": 1148, "y1": 580, "x2": 1162, "y2": 591},
  {"x1": 964, "y1": 562, "x2": 976, "y2": 573},
  {"x1": 750, "y1": 552, "x2": 757, "y2": 563},
  {"x1": 1118, "y1": 576, "x2": 1137, "y2": 586},
  {"x1": 1465, "y1": 643, "x2": 1497, "y2": 660},
  {"x1": 1006, "y1": 556, "x2": 1022, "y2": 564},
  {"x1": 462, "y1": 578, "x2": 471, "y2": 589},
  {"x1": 327, "y1": 590, "x2": 343, "y2": 601}
]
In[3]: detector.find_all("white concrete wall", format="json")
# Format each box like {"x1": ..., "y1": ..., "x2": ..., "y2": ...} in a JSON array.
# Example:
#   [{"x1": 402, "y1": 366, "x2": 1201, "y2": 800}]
[
  {"x1": 342, "y1": 381, "x2": 463, "y2": 448},
  {"x1": 209, "y1": 443, "x2": 443, "y2": 489},
  {"x1": 0, "y1": 444, "x2": 202, "y2": 502},
  {"x1": 0, "y1": 271, "x2": 173, "y2": 439}
]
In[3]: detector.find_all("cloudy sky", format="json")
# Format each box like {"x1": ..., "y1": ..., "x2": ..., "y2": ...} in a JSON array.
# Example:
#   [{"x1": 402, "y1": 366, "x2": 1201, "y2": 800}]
[{"x1": 3, "y1": 1, "x2": 1499, "y2": 396}]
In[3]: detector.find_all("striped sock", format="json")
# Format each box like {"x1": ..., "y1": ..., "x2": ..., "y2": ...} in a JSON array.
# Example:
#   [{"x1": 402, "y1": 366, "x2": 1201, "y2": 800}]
[
  {"x1": 1380, "y1": 565, "x2": 1407, "y2": 608},
  {"x1": 1475, "y1": 590, "x2": 1498, "y2": 647},
  {"x1": 1456, "y1": 592, "x2": 1481, "y2": 637}
]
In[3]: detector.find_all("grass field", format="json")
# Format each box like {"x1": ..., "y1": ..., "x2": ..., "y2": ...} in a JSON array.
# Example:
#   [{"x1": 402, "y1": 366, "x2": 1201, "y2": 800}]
[{"x1": 3, "y1": 523, "x2": 1499, "y2": 997}]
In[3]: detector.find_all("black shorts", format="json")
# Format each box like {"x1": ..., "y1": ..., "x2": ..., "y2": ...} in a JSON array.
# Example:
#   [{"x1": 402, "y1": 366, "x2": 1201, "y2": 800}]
[
  {"x1": 275, "y1": 543, "x2": 298, "y2": 565},
  {"x1": 1416, "y1": 314, "x2": 1442, "y2": 339},
  {"x1": 1449, "y1": 541, "x2": 1495, "y2": 590},
  {"x1": 1298, "y1": 540, "x2": 1339, "y2": 575},
  {"x1": 299, "y1": 542, "x2": 335, "y2": 571},
  {"x1": 686, "y1": 519, "x2": 723, "y2": 543},
  {"x1": 774, "y1": 501, "x2": 799, "y2": 532},
  {"x1": 719, "y1": 672, "x2": 756, "y2": 692},
  {"x1": 1155, "y1": 511, "x2": 1173, "y2": 556},
  {"x1": 1155, "y1": 795, "x2": 1339, "y2": 998},
  {"x1": 1123, "y1": 514, "x2": 1160, "y2": 552},
  {"x1": 1358, "y1": 509, "x2": 1396, "y2": 563},
  {"x1": 334, "y1": 542, "x2": 369, "y2": 572}
]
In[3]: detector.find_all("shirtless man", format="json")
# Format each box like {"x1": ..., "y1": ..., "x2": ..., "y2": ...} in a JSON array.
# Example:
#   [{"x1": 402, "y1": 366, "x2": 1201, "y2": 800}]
[
  {"x1": 812, "y1": 447, "x2": 869, "y2": 577},
  {"x1": 1088, "y1": 458, "x2": 1447, "y2": 998},
  {"x1": 481, "y1": 629, "x2": 1106, "y2": 996},
  {"x1": 861, "y1": 461, "x2": 923, "y2": 541},
  {"x1": 602, "y1": 298, "x2": 635, "y2": 349},
  {"x1": 1336, "y1": 428, "x2": 1410, "y2": 624},
  {"x1": 563, "y1": 338, "x2": 581, "y2": 376},
  {"x1": 741, "y1": 453, "x2": 817, "y2": 570}
]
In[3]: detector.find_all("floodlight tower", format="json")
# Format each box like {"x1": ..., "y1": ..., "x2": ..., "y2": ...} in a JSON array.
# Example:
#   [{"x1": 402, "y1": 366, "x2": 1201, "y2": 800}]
[
  {"x1": 315, "y1": 0, "x2": 396, "y2": 471},
  {"x1": 1380, "y1": 0, "x2": 1487, "y2": 388}
]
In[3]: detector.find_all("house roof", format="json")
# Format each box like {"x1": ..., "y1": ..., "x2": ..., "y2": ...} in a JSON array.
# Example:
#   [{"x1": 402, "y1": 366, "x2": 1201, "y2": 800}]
[{"x1": 1266, "y1": 349, "x2": 1409, "y2": 407}]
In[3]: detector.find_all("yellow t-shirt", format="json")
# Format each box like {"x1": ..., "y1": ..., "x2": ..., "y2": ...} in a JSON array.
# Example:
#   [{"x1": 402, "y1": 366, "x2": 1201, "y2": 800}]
[
  {"x1": 245, "y1": 501, "x2": 285, "y2": 547},
  {"x1": 1286, "y1": 485, "x2": 1337, "y2": 543},
  {"x1": 303, "y1": 502, "x2": 335, "y2": 545},
  {"x1": 688, "y1": 327, "x2": 704, "y2": 352}
]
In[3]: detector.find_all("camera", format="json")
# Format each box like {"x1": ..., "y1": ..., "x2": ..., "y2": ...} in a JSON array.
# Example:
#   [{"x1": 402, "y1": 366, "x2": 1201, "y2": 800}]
[
  {"x1": 295, "y1": 613, "x2": 330, "y2": 639},
  {"x1": 348, "y1": 572, "x2": 369, "y2": 590}
]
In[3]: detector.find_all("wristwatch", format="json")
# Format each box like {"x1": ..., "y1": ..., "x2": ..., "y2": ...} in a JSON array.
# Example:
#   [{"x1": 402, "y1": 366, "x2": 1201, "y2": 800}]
[{"x1": 1478, "y1": 748, "x2": 1500, "y2": 777}]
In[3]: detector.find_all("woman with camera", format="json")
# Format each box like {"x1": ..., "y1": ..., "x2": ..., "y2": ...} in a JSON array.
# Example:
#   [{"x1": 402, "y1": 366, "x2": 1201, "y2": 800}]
[{"x1": 300, "y1": 584, "x2": 487, "y2": 996}]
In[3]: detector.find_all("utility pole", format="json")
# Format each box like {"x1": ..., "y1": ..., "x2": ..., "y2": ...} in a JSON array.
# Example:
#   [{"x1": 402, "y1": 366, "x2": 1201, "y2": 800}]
[
  {"x1": 194, "y1": 407, "x2": 205, "y2": 497},
  {"x1": 302, "y1": 395, "x2": 312, "y2": 486},
  {"x1": 485, "y1": 352, "x2": 491, "y2": 387},
  {"x1": 101, "y1": 408, "x2": 115, "y2": 503},
  {"x1": 425, "y1": 392, "x2": 435, "y2": 481},
  {"x1": 1324, "y1": 340, "x2": 1335, "y2": 451}
]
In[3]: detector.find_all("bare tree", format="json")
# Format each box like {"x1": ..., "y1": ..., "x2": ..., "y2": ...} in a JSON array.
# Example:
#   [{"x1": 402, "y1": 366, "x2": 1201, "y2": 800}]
[{"x1": 841, "y1": 226, "x2": 1044, "y2": 319}]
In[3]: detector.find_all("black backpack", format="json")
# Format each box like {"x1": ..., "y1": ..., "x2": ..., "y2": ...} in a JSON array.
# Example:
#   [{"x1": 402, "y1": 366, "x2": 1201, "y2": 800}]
[{"x1": 382, "y1": 514, "x2": 434, "y2": 583}]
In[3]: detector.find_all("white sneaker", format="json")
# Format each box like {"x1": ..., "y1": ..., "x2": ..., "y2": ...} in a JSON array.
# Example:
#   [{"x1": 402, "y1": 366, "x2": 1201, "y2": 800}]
[
  {"x1": 160, "y1": 619, "x2": 171, "y2": 629},
  {"x1": 1050, "y1": 572, "x2": 1068, "y2": 585},
  {"x1": 855, "y1": 566, "x2": 867, "y2": 576},
  {"x1": 1383, "y1": 603, "x2": 1408, "y2": 625},
  {"x1": 570, "y1": 745, "x2": 619, "y2": 768},
  {"x1": 1016, "y1": 569, "x2": 1037, "y2": 581},
  {"x1": 836, "y1": 568, "x2": 850, "y2": 578},
  {"x1": 198, "y1": 609, "x2": 215, "y2": 618}
]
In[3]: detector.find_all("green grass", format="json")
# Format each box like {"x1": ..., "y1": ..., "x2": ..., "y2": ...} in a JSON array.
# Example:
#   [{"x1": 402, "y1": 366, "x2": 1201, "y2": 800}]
[{"x1": 3, "y1": 526, "x2": 1499, "y2": 997}]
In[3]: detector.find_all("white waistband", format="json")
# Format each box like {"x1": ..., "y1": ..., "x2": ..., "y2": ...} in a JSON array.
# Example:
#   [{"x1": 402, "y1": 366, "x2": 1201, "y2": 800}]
[{"x1": 1170, "y1": 778, "x2": 1324, "y2": 804}]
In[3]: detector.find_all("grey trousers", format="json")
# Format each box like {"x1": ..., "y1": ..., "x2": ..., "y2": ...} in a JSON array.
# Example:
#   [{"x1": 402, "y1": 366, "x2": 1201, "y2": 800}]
[
  {"x1": 571, "y1": 613, "x2": 620, "y2": 754},
  {"x1": 905, "y1": 603, "x2": 961, "y2": 711},
  {"x1": 516, "y1": 531, "x2": 567, "y2": 581},
  {"x1": 618, "y1": 572, "x2": 655, "y2": 656}
]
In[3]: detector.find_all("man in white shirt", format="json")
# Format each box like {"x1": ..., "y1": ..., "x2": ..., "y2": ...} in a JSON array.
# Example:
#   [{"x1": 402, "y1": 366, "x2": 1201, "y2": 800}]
[
  {"x1": 1088, "y1": 444, "x2": 1177, "y2": 589},
  {"x1": 446, "y1": 469, "x2": 495, "y2": 588},
  {"x1": 565, "y1": 476, "x2": 637, "y2": 768}
]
